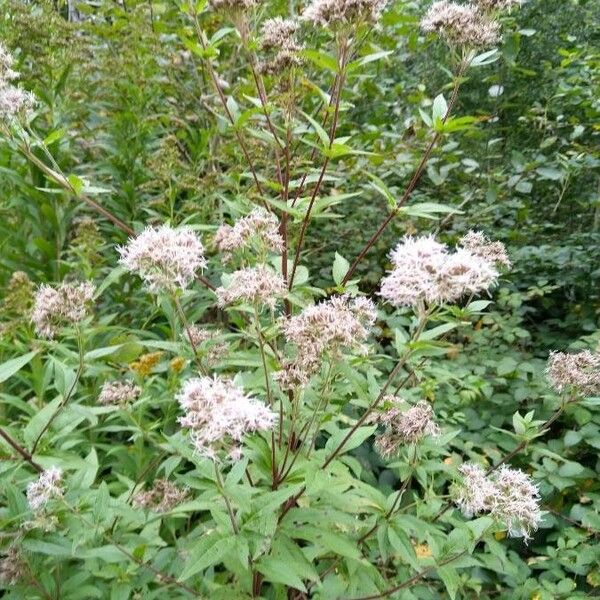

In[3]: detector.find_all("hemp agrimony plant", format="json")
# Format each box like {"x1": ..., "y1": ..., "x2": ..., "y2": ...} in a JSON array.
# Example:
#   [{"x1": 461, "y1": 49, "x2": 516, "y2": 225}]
[{"x1": 1, "y1": 0, "x2": 598, "y2": 598}]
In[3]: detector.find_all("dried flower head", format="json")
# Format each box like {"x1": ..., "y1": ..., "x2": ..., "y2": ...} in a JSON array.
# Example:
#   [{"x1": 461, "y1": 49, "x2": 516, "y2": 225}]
[
  {"x1": 31, "y1": 281, "x2": 95, "y2": 338},
  {"x1": 459, "y1": 230, "x2": 511, "y2": 268},
  {"x1": 379, "y1": 235, "x2": 501, "y2": 308},
  {"x1": 26, "y1": 467, "x2": 64, "y2": 512},
  {"x1": 132, "y1": 479, "x2": 188, "y2": 512},
  {"x1": 2, "y1": 271, "x2": 34, "y2": 317},
  {"x1": 455, "y1": 463, "x2": 542, "y2": 540},
  {"x1": 119, "y1": 225, "x2": 206, "y2": 292},
  {"x1": 421, "y1": 1, "x2": 500, "y2": 47},
  {"x1": 275, "y1": 295, "x2": 376, "y2": 389},
  {"x1": 372, "y1": 398, "x2": 439, "y2": 457},
  {"x1": 177, "y1": 375, "x2": 276, "y2": 458},
  {"x1": 302, "y1": 0, "x2": 387, "y2": 27},
  {"x1": 216, "y1": 265, "x2": 286, "y2": 309},
  {"x1": 0, "y1": 546, "x2": 26, "y2": 585},
  {"x1": 214, "y1": 208, "x2": 284, "y2": 262},
  {"x1": 546, "y1": 350, "x2": 600, "y2": 396},
  {"x1": 98, "y1": 380, "x2": 141, "y2": 406}
]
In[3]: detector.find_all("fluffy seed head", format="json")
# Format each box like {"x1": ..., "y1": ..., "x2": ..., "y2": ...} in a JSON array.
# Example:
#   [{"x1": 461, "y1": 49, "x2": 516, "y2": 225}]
[
  {"x1": 214, "y1": 208, "x2": 284, "y2": 262},
  {"x1": 302, "y1": 0, "x2": 387, "y2": 27},
  {"x1": 421, "y1": 1, "x2": 500, "y2": 47},
  {"x1": 546, "y1": 350, "x2": 600, "y2": 396},
  {"x1": 455, "y1": 463, "x2": 542, "y2": 540},
  {"x1": 132, "y1": 479, "x2": 188, "y2": 512},
  {"x1": 119, "y1": 225, "x2": 206, "y2": 293},
  {"x1": 31, "y1": 281, "x2": 95, "y2": 338},
  {"x1": 177, "y1": 375, "x2": 276, "y2": 458},
  {"x1": 26, "y1": 467, "x2": 64, "y2": 512},
  {"x1": 275, "y1": 295, "x2": 376, "y2": 389},
  {"x1": 98, "y1": 380, "x2": 141, "y2": 406},
  {"x1": 380, "y1": 235, "x2": 501, "y2": 308},
  {"x1": 216, "y1": 265, "x2": 286, "y2": 309}
]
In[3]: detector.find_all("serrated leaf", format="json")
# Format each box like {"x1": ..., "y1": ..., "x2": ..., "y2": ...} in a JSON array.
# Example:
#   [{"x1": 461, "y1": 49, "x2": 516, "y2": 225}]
[{"x1": 179, "y1": 534, "x2": 236, "y2": 581}]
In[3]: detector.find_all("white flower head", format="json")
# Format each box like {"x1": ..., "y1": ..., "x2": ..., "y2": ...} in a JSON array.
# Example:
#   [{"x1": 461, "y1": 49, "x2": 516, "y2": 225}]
[
  {"x1": 380, "y1": 234, "x2": 502, "y2": 308},
  {"x1": 119, "y1": 225, "x2": 206, "y2": 293},
  {"x1": 275, "y1": 295, "x2": 376, "y2": 389},
  {"x1": 421, "y1": 1, "x2": 500, "y2": 47},
  {"x1": 177, "y1": 375, "x2": 276, "y2": 458},
  {"x1": 98, "y1": 380, "x2": 141, "y2": 406},
  {"x1": 455, "y1": 463, "x2": 542, "y2": 541},
  {"x1": 214, "y1": 208, "x2": 284, "y2": 262},
  {"x1": 31, "y1": 281, "x2": 95, "y2": 338},
  {"x1": 26, "y1": 467, "x2": 64, "y2": 512},
  {"x1": 546, "y1": 350, "x2": 600, "y2": 396},
  {"x1": 216, "y1": 265, "x2": 286, "y2": 309},
  {"x1": 302, "y1": 0, "x2": 387, "y2": 27}
]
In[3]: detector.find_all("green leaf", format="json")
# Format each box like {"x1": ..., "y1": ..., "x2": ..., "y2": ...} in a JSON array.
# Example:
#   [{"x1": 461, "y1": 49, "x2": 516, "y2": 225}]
[
  {"x1": 23, "y1": 396, "x2": 62, "y2": 447},
  {"x1": 0, "y1": 350, "x2": 38, "y2": 383},
  {"x1": 332, "y1": 252, "x2": 349, "y2": 286},
  {"x1": 179, "y1": 534, "x2": 236, "y2": 581},
  {"x1": 257, "y1": 556, "x2": 307, "y2": 592},
  {"x1": 432, "y1": 93, "x2": 448, "y2": 122},
  {"x1": 420, "y1": 323, "x2": 457, "y2": 341},
  {"x1": 301, "y1": 49, "x2": 338, "y2": 72},
  {"x1": 324, "y1": 425, "x2": 376, "y2": 456},
  {"x1": 301, "y1": 110, "x2": 330, "y2": 147},
  {"x1": 438, "y1": 565, "x2": 461, "y2": 600}
]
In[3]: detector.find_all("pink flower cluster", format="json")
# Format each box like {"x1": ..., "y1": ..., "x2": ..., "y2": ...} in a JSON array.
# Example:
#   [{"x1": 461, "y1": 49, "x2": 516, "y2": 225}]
[
  {"x1": 372, "y1": 398, "x2": 440, "y2": 457},
  {"x1": 0, "y1": 44, "x2": 35, "y2": 120},
  {"x1": 546, "y1": 350, "x2": 600, "y2": 396},
  {"x1": 31, "y1": 281, "x2": 95, "y2": 338},
  {"x1": 455, "y1": 463, "x2": 542, "y2": 540},
  {"x1": 177, "y1": 376, "x2": 276, "y2": 458},
  {"x1": 303, "y1": 0, "x2": 387, "y2": 27},
  {"x1": 380, "y1": 233, "x2": 508, "y2": 308},
  {"x1": 26, "y1": 467, "x2": 64, "y2": 513},
  {"x1": 216, "y1": 265, "x2": 286, "y2": 309},
  {"x1": 132, "y1": 479, "x2": 188, "y2": 512},
  {"x1": 214, "y1": 208, "x2": 284, "y2": 262},
  {"x1": 275, "y1": 295, "x2": 376, "y2": 389},
  {"x1": 98, "y1": 380, "x2": 141, "y2": 406},
  {"x1": 119, "y1": 225, "x2": 206, "y2": 292}
]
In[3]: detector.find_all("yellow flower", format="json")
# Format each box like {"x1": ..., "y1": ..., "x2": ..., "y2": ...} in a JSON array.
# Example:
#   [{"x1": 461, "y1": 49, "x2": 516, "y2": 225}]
[
  {"x1": 413, "y1": 543, "x2": 432, "y2": 558},
  {"x1": 130, "y1": 351, "x2": 163, "y2": 376},
  {"x1": 494, "y1": 530, "x2": 506, "y2": 540},
  {"x1": 170, "y1": 357, "x2": 186, "y2": 373}
]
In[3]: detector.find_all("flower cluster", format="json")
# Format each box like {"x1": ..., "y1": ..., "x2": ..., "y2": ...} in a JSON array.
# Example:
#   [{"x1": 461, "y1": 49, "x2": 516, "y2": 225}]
[
  {"x1": 0, "y1": 44, "x2": 34, "y2": 120},
  {"x1": 26, "y1": 468, "x2": 64, "y2": 513},
  {"x1": 455, "y1": 463, "x2": 542, "y2": 540},
  {"x1": 546, "y1": 350, "x2": 600, "y2": 396},
  {"x1": 31, "y1": 281, "x2": 95, "y2": 338},
  {"x1": 216, "y1": 265, "x2": 286, "y2": 309},
  {"x1": 475, "y1": 0, "x2": 521, "y2": 11},
  {"x1": 208, "y1": 0, "x2": 258, "y2": 11},
  {"x1": 132, "y1": 479, "x2": 188, "y2": 512},
  {"x1": 184, "y1": 325, "x2": 228, "y2": 367},
  {"x1": 458, "y1": 230, "x2": 511, "y2": 268},
  {"x1": 379, "y1": 235, "x2": 502, "y2": 308},
  {"x1": 259, "y1": 18, "x2": 304, "y2": 74},
  {"x1": 214, "y1": 208, "x2": 284, "y2": 262},
  {"x1": 275, "y1": 295, "x2": 376, "y2": 389},
  {"x1": 177, "y1": 376, "x2": 276, "y2": 458},
  {"x1": 302, "y1": 0, "x2": 387, "y2": 27},
  {"x1": 372, "y1": 398, "x2": 440, "y2": 458},
  {"x1": 119, "y1": 225, "x2": 206, "y2": 293},
  {"x1": 98, "y1": 380, "x2": 141, "y2": 406},
  {"x1": 421, "y1": 1, "x2": 500, "y2": 47},
  {"x1": 0, "y1": 546, "x2": 25, "y2": 585}
]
